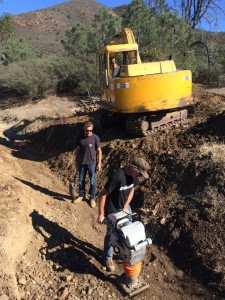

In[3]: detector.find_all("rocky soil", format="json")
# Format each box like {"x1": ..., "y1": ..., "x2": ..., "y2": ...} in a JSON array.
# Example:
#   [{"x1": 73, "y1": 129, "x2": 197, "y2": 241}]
[{"x1": 0, "y1": 84, "x2": 224, "y2": 300}]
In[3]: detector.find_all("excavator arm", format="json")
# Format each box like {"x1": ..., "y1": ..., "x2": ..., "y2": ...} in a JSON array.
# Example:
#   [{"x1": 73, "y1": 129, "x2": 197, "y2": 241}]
[{"x1": 110, "y1": 28, "x2": 141, "y2": 64}]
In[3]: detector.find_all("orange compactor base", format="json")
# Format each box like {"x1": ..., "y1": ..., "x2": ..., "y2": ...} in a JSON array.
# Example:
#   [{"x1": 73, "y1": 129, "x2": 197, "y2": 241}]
[{"x1": 107, "y1": 211, "x2": 152, "y2": 297}]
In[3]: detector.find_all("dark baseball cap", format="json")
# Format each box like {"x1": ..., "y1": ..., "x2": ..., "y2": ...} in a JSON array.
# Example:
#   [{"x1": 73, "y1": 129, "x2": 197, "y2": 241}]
[{"x1": 131, "y1": 158, "x2": 150, "y2": 179}]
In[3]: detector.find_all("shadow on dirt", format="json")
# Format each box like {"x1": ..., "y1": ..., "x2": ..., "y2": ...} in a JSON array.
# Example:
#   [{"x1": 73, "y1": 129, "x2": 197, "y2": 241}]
[
  {"x1": 4, "y1": 120, "x2": 34, "y2": 141},
  {"x1": 0, "y1": 136, "x2": 12, "y2": 147},
  {"x1": 0, "y1": 105, "x2": 133, "y2": 164},
  {"x1": 5, "y1": 119, "x2": 130, "y2": 162},
  {"x1": 30, "y1": 210, "x2": 126, "y2": 295},
  {"x1": 6, "y1": 122, "x2": 83, "y2": 162},
  {"x1": 191, "y1": 110, "x2": 225, "y2": 138},
  {"x1": 14, "y1": 177, "x2": 71, "y2": 201},
  {"x1": 0, "y1": 90, "x2": 31, "y2": 109}
]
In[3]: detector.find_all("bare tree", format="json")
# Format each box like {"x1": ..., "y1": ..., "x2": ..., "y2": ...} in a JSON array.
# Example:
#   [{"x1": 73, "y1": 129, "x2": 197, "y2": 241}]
[{"x1": 172, "y1": 0, "x2": 225, "y2": 28}]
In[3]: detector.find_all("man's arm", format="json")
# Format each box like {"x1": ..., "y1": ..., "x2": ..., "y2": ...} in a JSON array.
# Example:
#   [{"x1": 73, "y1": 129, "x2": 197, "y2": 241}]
[
  {"x1": 97, "y1": 147, "x2": 102, "y2": 171},
  {"x1": 123, "y1": 187, "x2": 135, "y2": 212},
  {"x1": 97, "y1": 188, "x2": 108, "y2": 224}
]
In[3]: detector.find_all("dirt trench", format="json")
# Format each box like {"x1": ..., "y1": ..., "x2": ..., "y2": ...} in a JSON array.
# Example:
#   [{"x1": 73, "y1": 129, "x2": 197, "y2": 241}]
[{"x1": 0, "y1": 85, "x2": 224, "y2": 300}]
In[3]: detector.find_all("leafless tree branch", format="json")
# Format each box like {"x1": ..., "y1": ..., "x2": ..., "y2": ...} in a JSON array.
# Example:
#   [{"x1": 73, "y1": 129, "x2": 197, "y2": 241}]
[{"x1": 172, "y1": 0, "x2": 225, "y2": 28}]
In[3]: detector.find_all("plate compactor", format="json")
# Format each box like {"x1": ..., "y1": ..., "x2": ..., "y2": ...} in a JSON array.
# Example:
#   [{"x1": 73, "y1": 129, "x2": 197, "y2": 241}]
[{"x1": 107, "y1": 211, "x2": 152, "y2": 297}]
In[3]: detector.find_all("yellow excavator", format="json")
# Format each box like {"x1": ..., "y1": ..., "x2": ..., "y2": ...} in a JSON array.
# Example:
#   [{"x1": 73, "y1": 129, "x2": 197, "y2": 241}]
[{"x1": 96, "y1": 28, "x2": 193, "y2": 136}]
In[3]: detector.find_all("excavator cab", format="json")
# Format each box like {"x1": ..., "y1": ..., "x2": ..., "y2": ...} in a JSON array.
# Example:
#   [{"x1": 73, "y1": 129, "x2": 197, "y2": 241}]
[{"x1": 98, "y1": 43, "x2": 139, "y2": 107}]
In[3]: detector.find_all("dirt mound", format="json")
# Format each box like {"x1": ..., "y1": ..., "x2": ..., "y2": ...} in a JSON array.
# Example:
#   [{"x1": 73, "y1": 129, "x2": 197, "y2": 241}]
[
  {"x1": 0, "y1": 85, "x2": 224, "y2": 299},
  {"x1": 22, "y1": 84, "x2": 224, "y2": 295}
]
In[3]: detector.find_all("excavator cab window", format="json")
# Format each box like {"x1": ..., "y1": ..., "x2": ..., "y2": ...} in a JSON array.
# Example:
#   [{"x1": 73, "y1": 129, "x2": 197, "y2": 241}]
[
  {"x1": 114, "y1": 50, "x2": 137, "y2": 67},
  {"x1": 98, "y1": 49, "x2": 138, "y2": 89},
  {"x1": 124, "y1": 50, "x2": 137, "y2": 65},
  {"x1": 108, "y1": 50, "x2": 137, "y2": 78}
]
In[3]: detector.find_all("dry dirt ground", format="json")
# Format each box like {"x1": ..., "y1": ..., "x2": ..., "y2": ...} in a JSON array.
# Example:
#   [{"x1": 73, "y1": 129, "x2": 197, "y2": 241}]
[{"x1": 0, "y1": 85, "x2": 224, "y2": 300}]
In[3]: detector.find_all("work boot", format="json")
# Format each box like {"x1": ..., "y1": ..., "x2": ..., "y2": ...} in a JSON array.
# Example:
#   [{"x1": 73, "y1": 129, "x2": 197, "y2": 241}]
[
  {"x1": 73, "y1": 196, "x2": 83, "y2": 204},
  {"x1": 90, "y1": 199, "x2": 96, "y2": 208},
  {"x1": 105, "y1": 259, "x2": 115, "y2": 272}
]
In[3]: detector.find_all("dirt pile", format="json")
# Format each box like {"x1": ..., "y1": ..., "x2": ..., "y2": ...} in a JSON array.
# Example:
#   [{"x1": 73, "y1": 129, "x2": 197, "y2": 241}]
[
  {"x1": 0, "y1": 84, "x2": 224, "y2": 299},
  {"x1": 29, "y1": 84, "x2": 225, "y2": 295}
]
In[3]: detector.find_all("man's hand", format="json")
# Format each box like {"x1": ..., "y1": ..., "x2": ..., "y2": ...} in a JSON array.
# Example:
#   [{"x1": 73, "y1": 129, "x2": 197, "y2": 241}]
[
  {"x1": 97, "y1": 147, "x2": 102, "y2": 171},
  {"x1": 97, "y1": 188, "x2": 107, "y2": 224},
  {"x1": 97, "y1": 163, "x2": 102, "y2": 171},
  {"x1": 123, "y1": 206, "x2": 129, "y2": 213},
  {"x1": 97, "y1": 214, "x2": 105, "y2": 224}
]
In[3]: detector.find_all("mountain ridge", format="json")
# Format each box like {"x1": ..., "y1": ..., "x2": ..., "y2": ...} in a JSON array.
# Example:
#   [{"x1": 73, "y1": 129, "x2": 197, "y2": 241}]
[{"x1": 11, "y1": 0, "x2": 118, "y2": 55}]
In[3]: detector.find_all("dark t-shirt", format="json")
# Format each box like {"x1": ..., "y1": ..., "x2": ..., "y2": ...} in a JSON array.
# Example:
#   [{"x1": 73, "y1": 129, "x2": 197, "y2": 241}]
[
  {"x1": 77, "y1": 133, "x2": 100, "y2": 165},
  {"x1": 104, "y1": 168, "x2": 138, "y2": 214}
]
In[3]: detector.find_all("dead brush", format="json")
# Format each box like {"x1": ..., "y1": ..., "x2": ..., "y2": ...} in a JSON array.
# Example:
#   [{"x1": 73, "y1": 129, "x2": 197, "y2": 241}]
[{"x1": 199, "y1": 143, "x2": 225, "y2": 165}]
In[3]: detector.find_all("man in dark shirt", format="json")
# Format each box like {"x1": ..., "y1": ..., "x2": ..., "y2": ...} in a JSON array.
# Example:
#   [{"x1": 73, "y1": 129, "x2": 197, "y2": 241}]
[
  {"x1": 97, "y1": 158, "x2": 150, "y2": 271},
  {"x1": 74, "y1": 121, "x2": 102, "y2": 208}
]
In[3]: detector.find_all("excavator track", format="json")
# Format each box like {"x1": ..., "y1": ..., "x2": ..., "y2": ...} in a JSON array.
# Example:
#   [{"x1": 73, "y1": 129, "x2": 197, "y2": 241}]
[
  {"x1": 90, "y1": 110, "x2": 117, "y2": 131},
  {"x1": 125, "y1": 116, "x2": 149, "y2": 136},
  {"x1": 91, "y1": 109, "x2": 188, "y2": 137},
  {"x1": 125, "y1": 109, "x2": 188, "y2": 137}
]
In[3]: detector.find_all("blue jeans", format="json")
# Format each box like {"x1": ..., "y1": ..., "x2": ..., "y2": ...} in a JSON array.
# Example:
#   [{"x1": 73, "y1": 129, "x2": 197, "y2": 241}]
[
  {"x1": 78, "y1": 164, "x2": 96, "y2": 200},
  {"x1": 104, "y1": 206, "x2": 132, "y2": 261}
]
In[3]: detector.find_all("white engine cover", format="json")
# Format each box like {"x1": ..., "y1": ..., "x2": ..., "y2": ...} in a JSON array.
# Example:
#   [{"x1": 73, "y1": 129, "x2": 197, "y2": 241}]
[{"x1": 120, "y1": 221, "x2": 146, "y2": 247}]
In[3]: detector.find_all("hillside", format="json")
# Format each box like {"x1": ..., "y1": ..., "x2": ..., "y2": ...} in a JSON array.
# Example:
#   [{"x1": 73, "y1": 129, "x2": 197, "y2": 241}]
[
  {"x1": 12, "y1": 0, "x2": 116, "y2": 55},
  {"x1": 10, "y1": 0, "x2": 225, "y2": 61}
]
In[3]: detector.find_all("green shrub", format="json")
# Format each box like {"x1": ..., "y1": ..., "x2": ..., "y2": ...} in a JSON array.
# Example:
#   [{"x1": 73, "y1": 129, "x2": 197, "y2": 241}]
[
  {"x1": 193, "y1": 68, "x2": 219, "y2": 84},
  {"x1": 3, "y1": 39, "x2": 38, "y2": 63},
  {"x1": 0, "y1": 56, "x2": 58, "y2": 98},
  {"x1": 50, "y1": 56, "x2": 97, "y2": 96},
  {"x1": 0, "y1": 55, "x2": 97, "y2": 98},
  {"x1": 0, "y1": 13, "x2": 15, "y2": 42}
]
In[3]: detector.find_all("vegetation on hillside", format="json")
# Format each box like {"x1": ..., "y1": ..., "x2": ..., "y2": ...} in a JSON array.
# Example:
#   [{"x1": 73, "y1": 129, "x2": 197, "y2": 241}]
[
  {"x1": 0, "y1": 13, "x2": 15, "y2": 42},
  {"x1": 0, "y1": 0, "x2": 225, "y2": 98}
]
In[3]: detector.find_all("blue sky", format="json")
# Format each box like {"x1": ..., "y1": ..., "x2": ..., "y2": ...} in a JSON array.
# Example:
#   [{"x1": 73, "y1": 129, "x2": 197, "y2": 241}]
[{"x1": 0, "y1": 0, "x2": 225, "y2": 31}]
